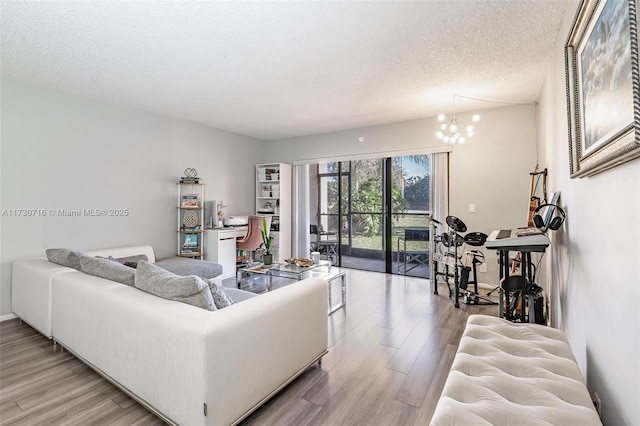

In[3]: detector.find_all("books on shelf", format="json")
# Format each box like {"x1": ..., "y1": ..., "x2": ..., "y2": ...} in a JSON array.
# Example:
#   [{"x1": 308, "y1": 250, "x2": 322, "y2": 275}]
[
  {"x1": 262, "y1": 168, "x2": 279, "y2": 181},
  {"x1": 182, "y1": 234, "x2": 199, "y2": 249},
  {"x1": 181, "y1": 194, "x2": 200, "y2": 208},
  {"x1": 180, "y1": 177, "x2": 201, "y2": 183}
]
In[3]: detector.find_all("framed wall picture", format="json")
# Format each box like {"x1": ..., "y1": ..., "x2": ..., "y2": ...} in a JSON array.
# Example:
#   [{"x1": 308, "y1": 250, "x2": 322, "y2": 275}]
[{"x1": 565, "y1": 0, "x2": 640, "y2": 177}]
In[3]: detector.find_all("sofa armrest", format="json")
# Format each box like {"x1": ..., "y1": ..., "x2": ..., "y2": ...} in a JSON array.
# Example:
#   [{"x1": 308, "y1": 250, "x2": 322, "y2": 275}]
[
  {"x1": 203, "y1": 278, "x2": 328, "y2": 426},
  {"x1": 11, "y1": 258, "x2": 76, "y2": 337}
]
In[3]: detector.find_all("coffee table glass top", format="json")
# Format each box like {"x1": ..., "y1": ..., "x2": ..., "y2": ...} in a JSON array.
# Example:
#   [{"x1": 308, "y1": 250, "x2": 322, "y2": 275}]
[{"x1": 245, "y1": 260, "x2": 332, "y2": 277}]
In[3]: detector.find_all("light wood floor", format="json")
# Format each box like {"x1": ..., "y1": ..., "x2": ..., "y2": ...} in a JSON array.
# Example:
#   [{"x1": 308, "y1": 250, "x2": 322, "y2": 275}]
[{"x1": 0, "y1": 270, "x2": 497, "y2": 425}]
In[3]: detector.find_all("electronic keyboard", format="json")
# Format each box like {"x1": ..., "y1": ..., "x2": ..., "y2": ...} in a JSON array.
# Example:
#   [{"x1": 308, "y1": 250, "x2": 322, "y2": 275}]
[{"x1": 486, "y1": 229, "x2": 550, "y2": 252}]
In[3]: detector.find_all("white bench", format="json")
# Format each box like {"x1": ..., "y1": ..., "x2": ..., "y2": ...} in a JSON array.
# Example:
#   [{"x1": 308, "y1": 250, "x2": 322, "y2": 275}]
[{"x1": 431, "y1": 315, "x2": 602, "y2": 425}]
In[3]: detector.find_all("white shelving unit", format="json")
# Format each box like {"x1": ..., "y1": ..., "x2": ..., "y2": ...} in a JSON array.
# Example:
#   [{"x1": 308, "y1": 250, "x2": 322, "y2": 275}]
[
  {"x1": 177, "y1": 182, "x2": 205, "y2": 259},
  {"x1": 255, "y1": 163, "x2": 291, "y2": 262}
]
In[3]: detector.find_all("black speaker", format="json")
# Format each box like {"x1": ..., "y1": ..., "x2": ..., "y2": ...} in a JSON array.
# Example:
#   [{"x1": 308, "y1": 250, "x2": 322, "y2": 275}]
[{"x1": 533, "y1": 203, "x2": 566, "y2": 231}]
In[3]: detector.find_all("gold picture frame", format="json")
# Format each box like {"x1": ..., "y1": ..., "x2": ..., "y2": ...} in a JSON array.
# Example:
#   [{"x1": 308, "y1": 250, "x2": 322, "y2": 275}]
[{"x1": 565, "y1": 0, "x2": 640, "y2": 177}]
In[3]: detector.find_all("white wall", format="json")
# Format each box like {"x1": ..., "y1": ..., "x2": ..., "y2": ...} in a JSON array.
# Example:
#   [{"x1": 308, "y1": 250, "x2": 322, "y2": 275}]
[
  {"x1": 537, "y1": 2, "x2": 640, "y2": 424},
  {"x1": 0, "y1": 78, "x2": 264, "y2": 316},
  {"x1": 266, "y1": 104, "x2": 538, "y2": 281}
]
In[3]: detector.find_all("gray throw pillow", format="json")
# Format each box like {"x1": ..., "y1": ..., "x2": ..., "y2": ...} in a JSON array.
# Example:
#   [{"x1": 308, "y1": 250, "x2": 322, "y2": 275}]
[
  {"x1": 80, "y1": 256, "x2": 136, "y2": 286},
  {"x1": 135, "y1": 261, "x2": 216, "y2": 311},
  {"x1": 207, "y1": 279, "x2": 235, "y2": 309},
  {"x1": 46, "y1": 248, "x2": 86, "y2": 270}
]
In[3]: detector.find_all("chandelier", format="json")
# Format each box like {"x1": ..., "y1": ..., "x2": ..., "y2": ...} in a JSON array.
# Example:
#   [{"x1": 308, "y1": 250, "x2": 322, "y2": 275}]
[{"x1": 436, "y1": 95, "x2": 480, "y2": 144}]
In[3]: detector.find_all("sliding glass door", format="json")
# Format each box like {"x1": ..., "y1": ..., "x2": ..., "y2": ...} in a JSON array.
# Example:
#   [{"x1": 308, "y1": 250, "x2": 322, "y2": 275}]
[
  {"x1": 340, "y1": 159, "x2": 386, "y2": 272},
  {"x1": 312, "y1": 153, "x2": 432, "y2": 277},
  {"x1": 390, "y1": 155, "x2": 431, "y2": 278}
]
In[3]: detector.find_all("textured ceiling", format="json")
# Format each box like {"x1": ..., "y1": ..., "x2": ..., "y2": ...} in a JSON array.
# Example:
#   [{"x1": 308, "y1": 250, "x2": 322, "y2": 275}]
[{"x1": 1, "y1": 1, "x2": 568, "y2": 141}]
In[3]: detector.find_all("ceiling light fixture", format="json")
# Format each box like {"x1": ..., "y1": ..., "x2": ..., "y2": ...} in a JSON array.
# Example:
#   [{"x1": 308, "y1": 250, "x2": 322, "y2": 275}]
[{"x1": 436, "y1": 94, "x2": 480, "y2": 144}]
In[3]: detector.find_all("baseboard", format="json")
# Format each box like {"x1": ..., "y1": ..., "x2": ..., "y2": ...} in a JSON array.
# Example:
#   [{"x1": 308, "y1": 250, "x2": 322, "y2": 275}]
[{"x1": 1, "y1": 313, "x2": 18, "y2": 322}]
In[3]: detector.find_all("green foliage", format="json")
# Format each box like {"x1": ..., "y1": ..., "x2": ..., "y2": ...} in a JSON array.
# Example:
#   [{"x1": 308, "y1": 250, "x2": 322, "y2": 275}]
[
  {"x1": 260, "y1": 216, "x2": 272, "y2": 254},
  {"x1": 403, "y1": 175, "x2": 430, "y2": 211},
  {"x1": 323, "y1": 156, "x2": 430, "y2": 238},
  {"x1": 350, "y1": 179, "x2": 408, "y2": 236}
]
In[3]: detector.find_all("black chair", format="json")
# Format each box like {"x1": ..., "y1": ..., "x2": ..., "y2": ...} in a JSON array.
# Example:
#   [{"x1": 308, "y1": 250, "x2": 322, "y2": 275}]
[
  {"x1": 310, "y1": 224, "x2": 338, "y2": 264},
  {"x1": 397, "y1": 229, "x2": 430, "y2": 274}
]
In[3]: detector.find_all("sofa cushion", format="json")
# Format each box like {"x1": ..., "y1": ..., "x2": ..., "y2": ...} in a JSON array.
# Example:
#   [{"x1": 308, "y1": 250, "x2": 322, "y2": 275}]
[
  {"x1": 46, "y1": 248, "x2": 86, "y2": 269},
  {"x1": 154, "y1": 257, "x2": 222, "y2": 279},
  {"x1": 135, "y1": 261, "x2": 216, "y2": 311},
  {"x1": 80, "y1": 256, "x2": 136, "y2": 286},
  {"x1": 207, "y1": 279, "x2": 235, "y2": 309}
]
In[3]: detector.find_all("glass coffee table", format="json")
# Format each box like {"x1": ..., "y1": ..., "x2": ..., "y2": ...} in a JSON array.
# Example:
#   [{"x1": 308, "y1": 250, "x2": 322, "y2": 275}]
[{"x1": 241, "y1": 260, "x2": 346, "y2": 315}]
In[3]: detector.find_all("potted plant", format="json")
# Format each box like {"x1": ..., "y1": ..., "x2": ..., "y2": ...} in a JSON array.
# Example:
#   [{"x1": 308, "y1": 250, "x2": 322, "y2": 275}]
[{"x1": 260, "y1": 216, "x2": 273, "y2": 265}]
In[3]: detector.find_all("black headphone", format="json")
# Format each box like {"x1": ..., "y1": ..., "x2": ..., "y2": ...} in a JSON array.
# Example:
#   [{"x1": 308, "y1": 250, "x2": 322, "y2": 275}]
[{"x1": 532, "y1": 203, "x2": 566, "y2": 232}]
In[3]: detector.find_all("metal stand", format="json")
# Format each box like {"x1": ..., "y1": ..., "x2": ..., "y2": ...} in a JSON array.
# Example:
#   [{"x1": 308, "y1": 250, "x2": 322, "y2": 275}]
[{"x1": 458, "y1": 251, "x2": 497, "y2": 305}]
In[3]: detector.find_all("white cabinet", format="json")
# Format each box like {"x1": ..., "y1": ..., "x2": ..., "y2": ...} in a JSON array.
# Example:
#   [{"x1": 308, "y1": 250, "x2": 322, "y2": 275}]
[
  {"x1": 177, "y1": 182, "x2": 205, "y2": 259},
  {"x1": 255, "y1": 163, "x2": 291, "y2": 262},
  {"x1": 205, "y1": 227, "x2": 248, "y2": 280}
]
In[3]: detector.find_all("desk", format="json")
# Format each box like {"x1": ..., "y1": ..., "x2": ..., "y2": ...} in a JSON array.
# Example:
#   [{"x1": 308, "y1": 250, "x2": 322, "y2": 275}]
[
  {"x1": 486, "y1": 233, "x2": 550, "y2": 322},
  {"x1": 205, "y1": 226, "x2": 248, "y2": 279}
]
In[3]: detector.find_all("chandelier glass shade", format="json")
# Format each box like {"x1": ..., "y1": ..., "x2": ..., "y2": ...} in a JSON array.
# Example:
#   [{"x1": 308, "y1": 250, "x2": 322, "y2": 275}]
[{"x1": 436, "y1": 113, "x2": 480, "y2": 144}]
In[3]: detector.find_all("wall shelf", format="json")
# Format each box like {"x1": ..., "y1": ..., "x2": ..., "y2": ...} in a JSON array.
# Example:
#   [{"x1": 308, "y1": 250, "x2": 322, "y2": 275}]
[
  {"x1": 177, "y1": 182, "x2": 205, "y2": 259},
  {"x1": 255, "y1": 163, "x2": 291, "y2": 262}
]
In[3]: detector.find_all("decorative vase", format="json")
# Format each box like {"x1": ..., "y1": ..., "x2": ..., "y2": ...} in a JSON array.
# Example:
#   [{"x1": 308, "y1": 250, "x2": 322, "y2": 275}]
[
  {"x1": 262, "y1": 254, "x2": 273, "y2": 266},
  {"x1": 183, "y1": 210, "x2": 199, "y2": 227}
]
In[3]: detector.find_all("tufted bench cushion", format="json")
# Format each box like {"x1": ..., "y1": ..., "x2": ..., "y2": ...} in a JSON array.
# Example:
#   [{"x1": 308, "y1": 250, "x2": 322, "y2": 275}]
[{"x1": 430, "y1": 315, "x2": 602, "y2": 425}]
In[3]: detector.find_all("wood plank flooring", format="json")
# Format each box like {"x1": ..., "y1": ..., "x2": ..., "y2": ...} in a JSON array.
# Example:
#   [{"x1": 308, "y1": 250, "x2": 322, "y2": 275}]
[{"x1": 0, "y1": 270, "x2": 496, "y2": 425}]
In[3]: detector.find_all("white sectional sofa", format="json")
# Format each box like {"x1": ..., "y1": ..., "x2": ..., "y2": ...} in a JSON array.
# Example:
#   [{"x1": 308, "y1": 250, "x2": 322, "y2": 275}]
[{"x1": 12, "y1": 245, "x2": 329, "y2": 426}]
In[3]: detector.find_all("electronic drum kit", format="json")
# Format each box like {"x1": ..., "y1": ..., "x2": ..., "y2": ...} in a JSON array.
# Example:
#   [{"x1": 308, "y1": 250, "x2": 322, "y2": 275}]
[{"x1": 432, "y1": 215, "x2": 495, "y2": 308}]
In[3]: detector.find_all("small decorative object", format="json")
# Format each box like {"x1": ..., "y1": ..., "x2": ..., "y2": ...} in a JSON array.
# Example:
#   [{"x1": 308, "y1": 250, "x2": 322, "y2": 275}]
[
  {"x1": 181, "y1": 194, "x2": 200, "y2": 208},
  {"x1": 183, "y1": 210, "x2": 199, "y2": 227},
  {"x1": 296, "y1": 258, "x2": 314, "y2": 267},
  {"x1": 257, "y1": 202, "x2": 274, "y2": 214},
  {"x1": 180, "y1": 167, "x2": 200, "y2": 183},
  {"x1": 217, "y1": 201, "x2": 228, "y2": 224},
  {"x1": 264, "y1": 168, "x2": 278, "y2": 181},
  {"x1": 284, "y1": 258, "x2": 314, "y2": 267},
  {"x1": 260, "y1": 216, "x2": 273, "y2": 265},
  {"x1": 565, "y1": 0, "x2": 640, "y2": 177}
]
